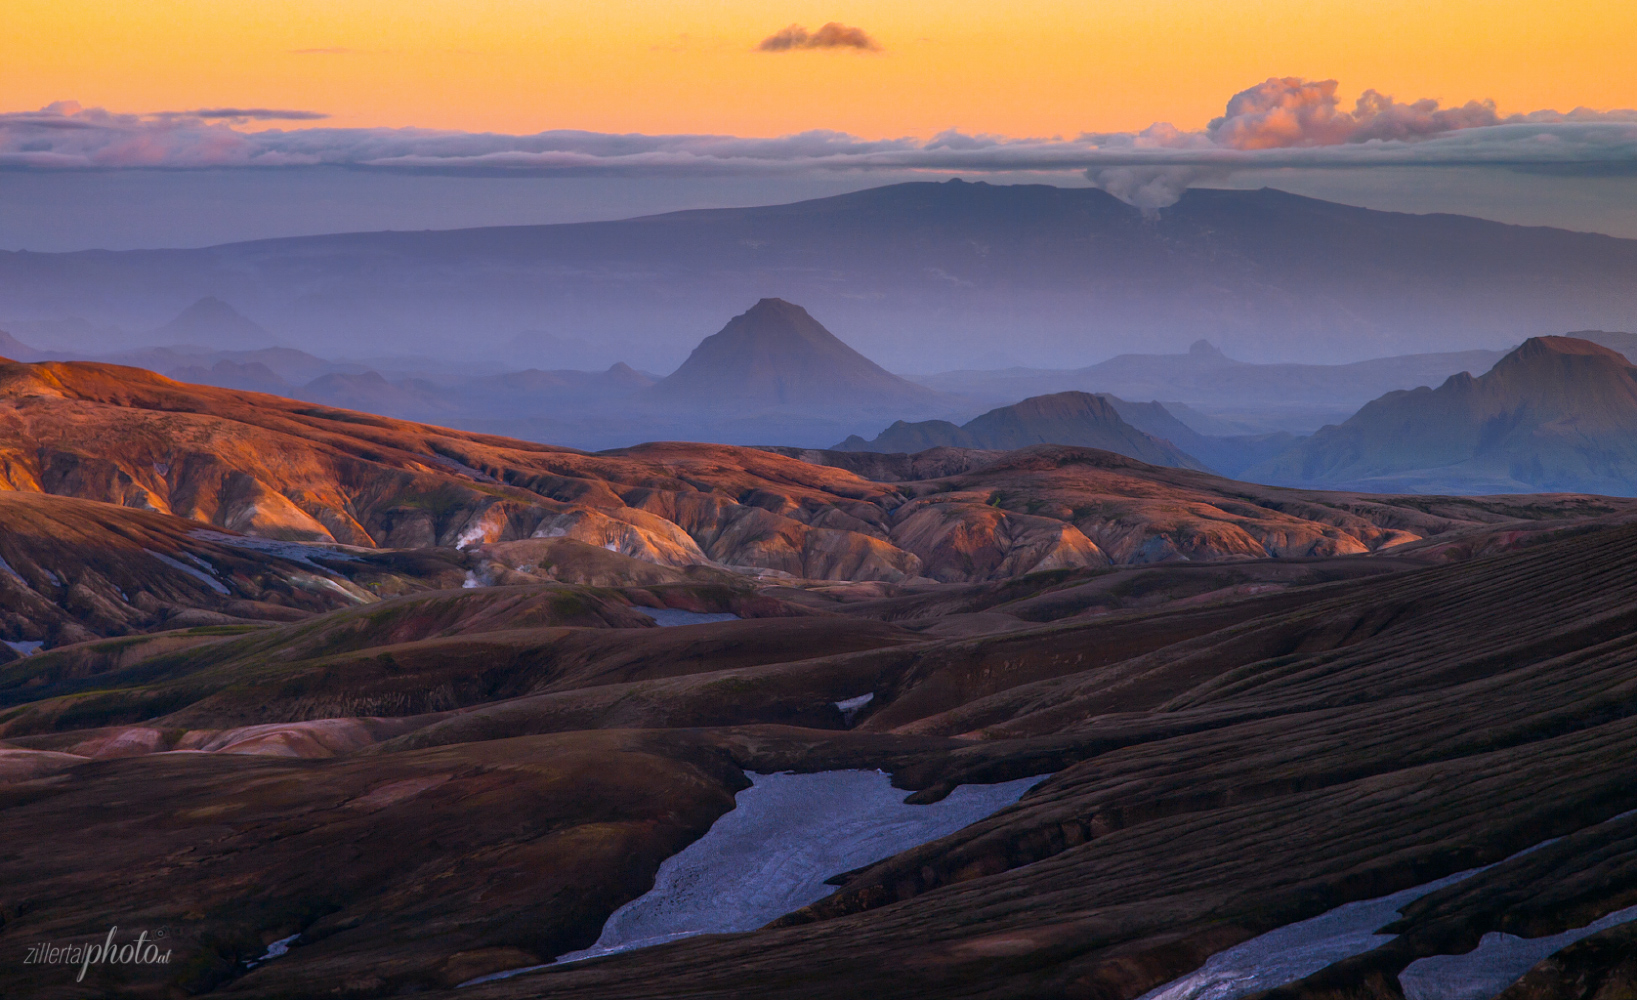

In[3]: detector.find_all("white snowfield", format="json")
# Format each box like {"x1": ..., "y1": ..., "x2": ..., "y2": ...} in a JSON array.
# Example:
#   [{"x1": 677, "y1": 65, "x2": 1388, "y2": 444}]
[
  {"x1": 460, "y1": 769, "x2": 1046, "y2": 987},
  {"x1": 1136, "y1": 872, "x2": 1478, "y2": 1000},
  {"x1": 642, "y1": 608, "x2": 740, "y2": 627},
  {"x1": 1398, "y1": 901, "x2": 1637, "y2": 1000},
  {"x1": 1142, "y1": 814, "x2": 1637, "y2": 1000}
]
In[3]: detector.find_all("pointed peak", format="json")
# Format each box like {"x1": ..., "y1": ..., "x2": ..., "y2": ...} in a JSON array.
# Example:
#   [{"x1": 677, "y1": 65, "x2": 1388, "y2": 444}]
[
  {"x1": 175, "y1": 296, "x2": 241, "y2": 319},
  {"x1": 744, "y1": 297, "x2": 807, "y2": 316},
  {"x1": 1188, "y1": 339, "x2": 1223, "y2": 357},
  {"x1": 1509, "y1": 335, "x2": 1631, "y2": 363}
]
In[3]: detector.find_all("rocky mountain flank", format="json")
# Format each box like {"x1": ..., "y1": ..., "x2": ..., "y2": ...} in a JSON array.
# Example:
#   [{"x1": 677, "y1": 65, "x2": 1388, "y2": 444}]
[{"x1": 1251, "y1": 336, "x2": 1637, "y2": 494}]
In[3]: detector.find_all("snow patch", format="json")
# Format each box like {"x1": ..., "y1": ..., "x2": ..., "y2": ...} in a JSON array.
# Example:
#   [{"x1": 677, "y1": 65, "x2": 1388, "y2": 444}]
[
  {"x1": 1399, "y1": 903, "x2": 1637, "y2": 1000},
  {"x1": 4, "y1": 640, "x2": 44, "y2": 657},
  {"x1": 0, "y1": 555, "x2": 26, "y2": 585},
  {"x1": 642, "y1": 608, "x2": 739, "y2": 627},
  {"x1": 180, "y1": 552, "x2": 220, "y2": 575},
  {"x1": 423, "y1": 452, "x2": 499, "y2": 483},
  {"x1": 552, "y1": 770, "x2": 1044, "y2": 965},
  {"x1": 460, "y1": 769, "x2": 1046, "y2": 987},
  {"x1": 190, "y1": 530, "x2": 359, "y2": 569},
  {"x1": 835, "y1": 692, "x2": 875, "y2": 724},
  {"x1": 144, "y1": 549, "x2": 230, "y2": 595},
  {"x1": 1139, "y1": 814, "x2": 1637, "y2": 1000},
  {"x1": 1137, "y1": 871, "x2": 1480, "y2": 1000},
  {"x1": 288, "y1": 572, "x2": 372, "y2": 604},
  {"x1": 244, "y1": 933, "x2": 300, "y2": 969}
]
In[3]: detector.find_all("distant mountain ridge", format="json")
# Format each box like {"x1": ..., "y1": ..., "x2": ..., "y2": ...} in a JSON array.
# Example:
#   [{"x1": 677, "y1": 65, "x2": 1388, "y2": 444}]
[
  {"x1": 920, "y1": 338, "x2": 1513, "y2": 416},
  {"x1": 5, "y1": 182, "x2": 1637, "y2": 369},
  {"x1": 836, "y1": 391, "x2": 1207, "y2": 471},
  {"x1": 1249, "y1": 336, "x2": 1637, "y2": 495}
]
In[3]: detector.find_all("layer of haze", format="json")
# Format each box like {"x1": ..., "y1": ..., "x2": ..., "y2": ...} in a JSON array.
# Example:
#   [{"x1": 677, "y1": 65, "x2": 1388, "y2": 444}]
[{"x1": 6, "y1": 0, "x2": 1634, "y2": 139}]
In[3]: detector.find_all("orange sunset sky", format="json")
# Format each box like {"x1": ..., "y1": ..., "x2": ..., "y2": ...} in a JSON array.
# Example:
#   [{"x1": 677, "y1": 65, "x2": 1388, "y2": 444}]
[{"x1": 7, "y1": 0, "x2": 1636, "y2": 138}]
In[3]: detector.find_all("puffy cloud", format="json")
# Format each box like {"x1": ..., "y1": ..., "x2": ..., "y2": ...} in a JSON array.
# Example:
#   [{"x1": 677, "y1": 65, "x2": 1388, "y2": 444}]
[
  {"x1": 1206, "y1": 77, "x2": 1503, "y2": 148},
  {"x1": 758, "y1": 22, "x2": 879, "y2": 52},
  {"x1": 1077, "y1": 78, "x2": 1637, "y2": 203},
  {"x1": 3, "y1": 83, "x2": 1634, "y2": 210}
]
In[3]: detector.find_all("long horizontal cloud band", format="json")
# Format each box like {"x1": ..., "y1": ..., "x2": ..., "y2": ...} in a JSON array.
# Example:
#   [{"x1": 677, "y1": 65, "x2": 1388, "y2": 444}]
[{"x1": 4, "y1": 82, "x2": 1635, "y2": 206}]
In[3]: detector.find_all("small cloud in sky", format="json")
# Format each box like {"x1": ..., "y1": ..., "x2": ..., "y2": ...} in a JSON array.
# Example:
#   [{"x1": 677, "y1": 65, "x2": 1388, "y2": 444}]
[
  {"x1": 758, "y1": 23, "x2": 880, "y2": 52},
  {"x1": 291, "y1": 47, "x2": 352, "y2": 55},
  {"x1": 183, "y1": 108, "x2": 330, "y2": 121}
]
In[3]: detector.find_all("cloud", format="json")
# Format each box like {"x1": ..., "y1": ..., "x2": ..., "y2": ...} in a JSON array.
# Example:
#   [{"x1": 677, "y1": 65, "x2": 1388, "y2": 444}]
[
  {"x1": 3, "y1": 83, "x2": 1634, "y2": 211},
  {"x1": 1206, "y1": 77, "x2": 1502, "y2": 148},
  {"x1": 178, "y1": 108, "x2": 330, "y2": 121},
  {"x1": 758, "y1": 22, "x2": 879, "y2": 52},
  {"x1": 291, "y1": 47, "x2": 352, "y2": 55}
]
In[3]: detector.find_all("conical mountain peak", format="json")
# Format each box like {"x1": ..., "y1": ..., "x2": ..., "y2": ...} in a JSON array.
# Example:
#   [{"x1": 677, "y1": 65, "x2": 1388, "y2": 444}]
[
  {"x1": 150, "y1": 297, "x2": 276, "y2": 350},
  {"x1": 647, "y1": 300, "x2": 943, "y2": 415}
]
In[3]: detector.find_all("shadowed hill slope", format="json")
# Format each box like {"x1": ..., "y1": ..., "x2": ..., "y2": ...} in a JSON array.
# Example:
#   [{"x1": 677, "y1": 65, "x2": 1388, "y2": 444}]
[
  {"x1": 837, "y1": 391, "x2": 1208, "y2": 471},
  {"x1": 7, "y1": 505, "x2": 1637, "y2": 995}
]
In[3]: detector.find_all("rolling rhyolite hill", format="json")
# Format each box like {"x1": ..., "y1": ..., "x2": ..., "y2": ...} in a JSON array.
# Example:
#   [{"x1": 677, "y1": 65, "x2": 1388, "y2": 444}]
[
  {"x1": 8, "y1": 350, "x2": 1633, "y2": 600},
  {"x1": 836, "y1": 392, "x2": 1207, "y2": 471},
  {"x1": 6, "y1": 471, "x2": 1637, "y2": 996},
  {"x1": 1250, "y1": 336, "x2": 1637, "y2": 494}
]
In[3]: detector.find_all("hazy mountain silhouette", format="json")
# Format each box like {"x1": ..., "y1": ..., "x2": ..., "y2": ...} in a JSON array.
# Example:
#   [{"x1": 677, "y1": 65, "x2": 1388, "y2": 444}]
[
  {"x1": 922, "y1": 338, "x2": 1512, "y2": 415},
  {"x1": 646, "y1": 298, "x2": 947, "y2": 415},
  {"x1": 1249, "y1": 336, "x2": 1637, "y2": 494},
  {"x1": 0, "y1": 328, "x2": 42, "y2": 363},
  {"x1": 6, "y1": 183, "x2": 1637, "y2": 369},
  {"x1": 837, "y1": 391, "x2": 1207, "y2": 470},
  {"x1": 298, "y1": 371, "x2": 456, "y2": 419},
  {"x1": 166, "y1": 359, "x2": 293, "y2": 395},
  {"x1": 148, "y1": 297, "x2": 278, "y2": 350},
  {"x1": 1100, "y1": 396, "x2": 1298, "y2": 477}
]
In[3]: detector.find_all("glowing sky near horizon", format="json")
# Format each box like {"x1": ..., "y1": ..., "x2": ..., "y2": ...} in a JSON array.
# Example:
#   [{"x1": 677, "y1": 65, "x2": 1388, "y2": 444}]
[{"x1": 6, "y1": 0, "x2": 1635, "y2": 138}]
